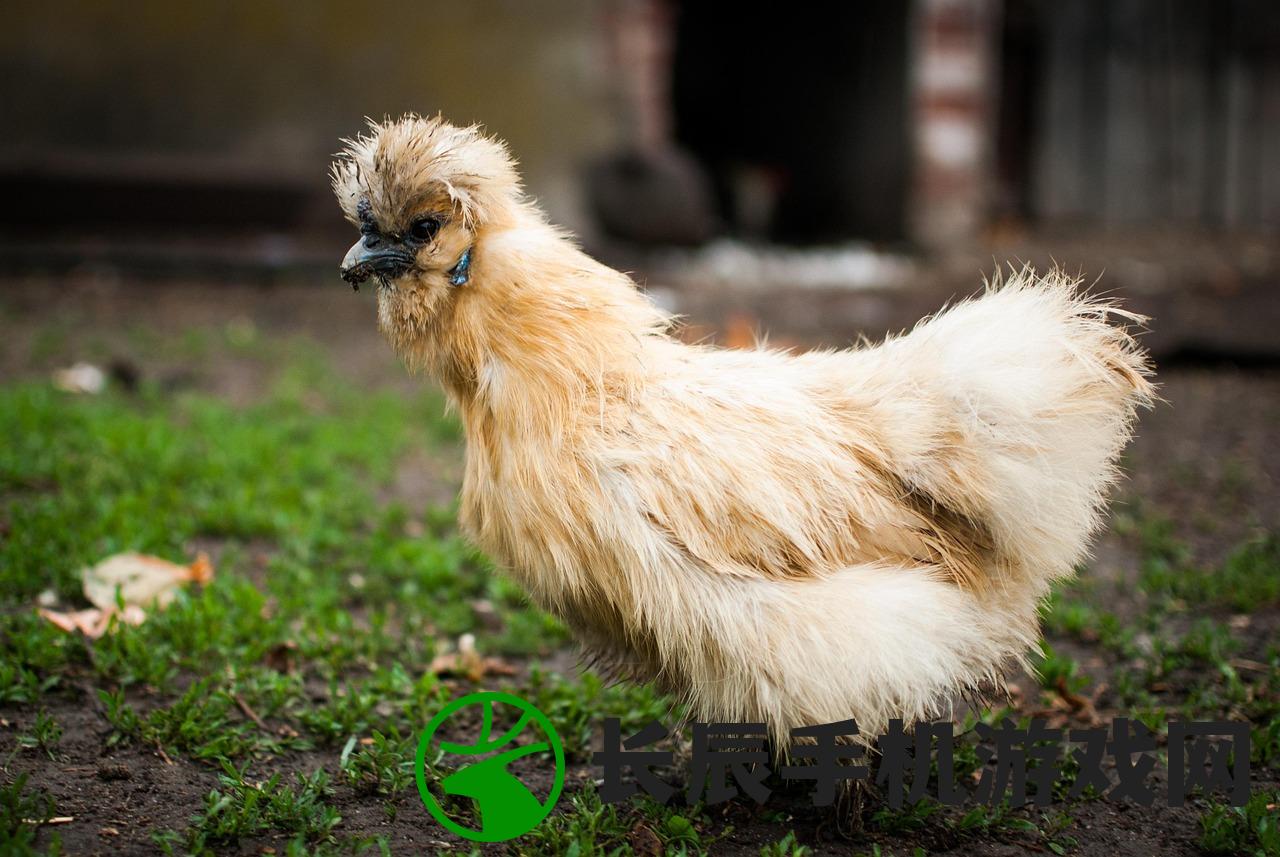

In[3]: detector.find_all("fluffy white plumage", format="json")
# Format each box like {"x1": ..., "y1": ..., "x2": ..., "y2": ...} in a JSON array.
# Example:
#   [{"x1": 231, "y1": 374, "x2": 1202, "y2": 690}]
[{"x1": 332, "y1": 116, "x2": 1155, "y2": 746}]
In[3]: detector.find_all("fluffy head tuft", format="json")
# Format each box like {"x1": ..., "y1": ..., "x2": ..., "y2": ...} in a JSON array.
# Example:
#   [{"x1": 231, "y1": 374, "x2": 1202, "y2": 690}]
[{"x1": 330, "y1": 114, "x2": 521, "y2": 233}]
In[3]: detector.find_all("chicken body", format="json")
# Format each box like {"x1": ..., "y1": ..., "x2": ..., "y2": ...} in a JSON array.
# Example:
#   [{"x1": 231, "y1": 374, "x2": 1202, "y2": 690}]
[{"x1": 332, "y1": 116, "x2": 1154, "y2": 743}]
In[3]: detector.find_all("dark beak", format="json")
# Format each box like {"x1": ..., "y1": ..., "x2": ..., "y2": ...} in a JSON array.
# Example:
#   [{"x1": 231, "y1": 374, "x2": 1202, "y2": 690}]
[{"x1": 340, "y1": 238, "x2": 414, "y2": 289}]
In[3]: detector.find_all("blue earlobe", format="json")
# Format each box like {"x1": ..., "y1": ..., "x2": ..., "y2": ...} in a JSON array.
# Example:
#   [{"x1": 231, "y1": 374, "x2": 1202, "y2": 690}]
[{"x1": 448, "y1": 247, "x2": 473, "y2": 286}]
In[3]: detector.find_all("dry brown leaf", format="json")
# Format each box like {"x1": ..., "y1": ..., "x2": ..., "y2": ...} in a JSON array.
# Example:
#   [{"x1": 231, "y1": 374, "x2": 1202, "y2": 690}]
[
  {"x1": 263, "y1": 640, "x2": 299, "y2": 674},
  {"x1": 38, "y1": 607, "x2": 103, "y2": 635},
  {"x1": 428, "y1": 633, "x2": 518, "y2": 681},
  {"x1": 1024, "y1": 676, "x2": 1102, "y2": 729},
  {"x1": 38, "y1": 552, "x2": 211, "y2": 638},
  {"x1": 1054, "y1": 675, "x2": 1094, "y2": 712},
  {"x1": 82, "y1": 552, "x2": 213, "y2": 611},
  {"x1": 38, "y1": 606, "x2": 146, "y2": 639},
  {"x1": 628, "y1": 824, "x2": 663, "y2": 857}
]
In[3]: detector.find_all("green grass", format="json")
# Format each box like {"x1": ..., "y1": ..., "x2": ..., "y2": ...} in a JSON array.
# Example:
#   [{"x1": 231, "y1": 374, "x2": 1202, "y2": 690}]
[
  {"x1": 14, "y1": 711, "x2": 61, "y2": 761},
  {"x1": 0, "y1": 342, "x2": 623, "y2": 853},
  {"x1": 524, "y1": 668, "x2": 674, "y2": 762},
  {"x1": 0, "y1": 774, "x2": 61, "y2": 856},
  {"x1": 1198, "y1": 789, "x2": 1280, "y2": 856},
  {"x1": 513, "y1": 790, "x2": 632, "y2": 856},
  {"x1": 759, "y1": 831, "x2": 812, "y2": 856},
  {"x1": 153, "y1": 761, "x2": 352, "y2": 856},
  {"x1": 3, "y1": 322, "x2": 1278, "y2": 855},
  {"x1": 0, "y1": 351, "x2": 572, "y2": 698},
  {"x1": 1124, "y1": 511, "x2": 1280, "y2": 613},
  {"x1": 339, "y1": 729, "x2": 415, "y2": 801},
  {"x1": 1031, "y1": 641, "x2": 1089, "y2": 695}
]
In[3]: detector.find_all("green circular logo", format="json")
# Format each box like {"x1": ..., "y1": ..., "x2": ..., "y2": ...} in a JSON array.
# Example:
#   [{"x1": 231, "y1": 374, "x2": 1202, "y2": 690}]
[{"x1": 415, "y1": 691, "x2": 565, "y2": 842}]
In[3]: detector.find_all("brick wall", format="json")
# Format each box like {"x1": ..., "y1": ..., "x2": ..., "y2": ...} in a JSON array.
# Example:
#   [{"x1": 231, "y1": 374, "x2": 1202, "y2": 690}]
[{"x1": 909, "y1": 0, "x2": 1000, "y2": 247}]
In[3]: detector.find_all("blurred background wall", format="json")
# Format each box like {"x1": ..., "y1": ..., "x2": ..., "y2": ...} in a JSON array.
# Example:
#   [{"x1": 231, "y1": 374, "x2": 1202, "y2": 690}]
[
  {"x1": 1, "y1": 0, "x2": 1277, "y2": 276},
  {"x1": 0, "y1": 0, "x2": 621, "y2": 269}
]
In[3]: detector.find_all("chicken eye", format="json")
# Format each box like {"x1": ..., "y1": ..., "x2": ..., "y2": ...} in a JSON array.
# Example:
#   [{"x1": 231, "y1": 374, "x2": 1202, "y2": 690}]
[{"x1": 409, "y1": 217, "x2": 441, "y2": 242}]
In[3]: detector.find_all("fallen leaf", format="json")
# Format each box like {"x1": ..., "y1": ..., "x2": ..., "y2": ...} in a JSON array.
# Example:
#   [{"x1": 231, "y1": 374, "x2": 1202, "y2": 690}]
[
  {"x1": 1055, "y1": 675, "x2": 1095, "y2": 713},
  {"x1": 38, "y1": 552, "x2": 211, "y2": 638},
  {"x1": 263, "y1": 641, "x2": 298, "y2": 674},
  {"x1": 628, "y1": 823, "x2": 662, "y2": 857},
  {"x1": 38, "y1": 606, "x2": 146, "y2": 639},
  {"x1": 38, "y1": 608, "x2": 99, "y2": 635},
  {"x1": 428, "y1": 633, "x2": 517, "y2": 681},
  {"x1": 83, "y1": 552, "x2": 213, "y2": 611}
]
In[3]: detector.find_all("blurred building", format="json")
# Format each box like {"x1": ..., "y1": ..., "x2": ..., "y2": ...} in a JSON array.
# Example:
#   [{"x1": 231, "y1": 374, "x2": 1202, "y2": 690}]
[
  {"x1": 0, "y1": 0, "x2": 621, "y2": 273},
  {"x1": 629, "y1": 0, "x2": 1280, "y2": 246},
  {"x1": 1, "y1": 0, "x2": 1277, "y2": 273}
]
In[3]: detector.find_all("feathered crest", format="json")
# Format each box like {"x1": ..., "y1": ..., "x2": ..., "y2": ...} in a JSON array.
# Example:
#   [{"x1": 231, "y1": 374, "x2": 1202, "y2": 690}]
[{"x1": 330, "y1": 114, "x2": 521, "y2": 232}]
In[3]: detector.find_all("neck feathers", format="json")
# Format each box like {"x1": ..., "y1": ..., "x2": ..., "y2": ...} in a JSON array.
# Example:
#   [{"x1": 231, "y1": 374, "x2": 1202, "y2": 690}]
[{"x1": 408, "y1": 210, "x2": 671, "y2": 433}]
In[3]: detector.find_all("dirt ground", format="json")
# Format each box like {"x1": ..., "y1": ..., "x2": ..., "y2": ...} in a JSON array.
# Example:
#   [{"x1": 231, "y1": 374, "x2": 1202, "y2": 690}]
[{"x1": 2, "y1": 271, "x2": 1278, "y2": 856}]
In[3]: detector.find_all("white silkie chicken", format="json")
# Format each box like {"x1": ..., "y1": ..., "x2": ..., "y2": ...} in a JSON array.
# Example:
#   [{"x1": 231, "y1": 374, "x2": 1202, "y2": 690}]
[{"x1": 332, "y1": 115, "x2": 1155, "y2": 745}]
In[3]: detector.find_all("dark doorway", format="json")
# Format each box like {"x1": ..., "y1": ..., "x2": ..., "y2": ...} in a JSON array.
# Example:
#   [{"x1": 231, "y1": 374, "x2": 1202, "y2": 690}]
[
  {"x1": 993, "y1": 0, "x2": 1044, "y2": 223},
  {"x1": 671, "y1": 2, "x2": 911, "y2": 244}
]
